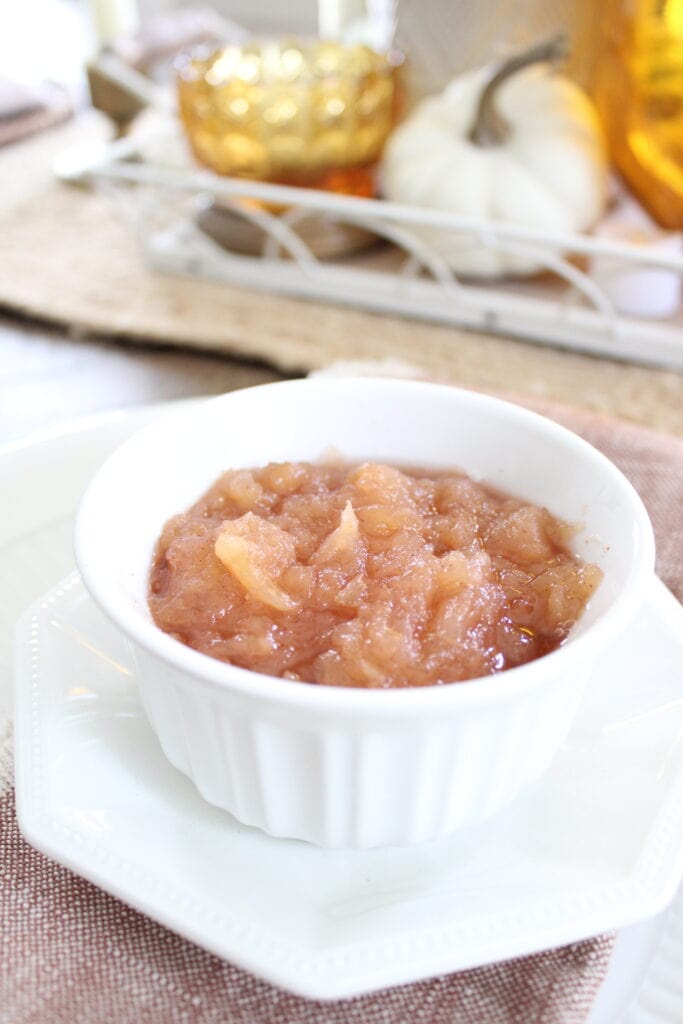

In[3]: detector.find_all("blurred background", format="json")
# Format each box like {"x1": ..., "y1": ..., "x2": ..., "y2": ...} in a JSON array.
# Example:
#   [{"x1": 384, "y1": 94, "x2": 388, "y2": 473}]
[
  {"x1": 0, "y1": 0, "x2": 682, "y2": 441},
  {"x1": 0, "y1": 0, "x2": 601, "y2": 103}
]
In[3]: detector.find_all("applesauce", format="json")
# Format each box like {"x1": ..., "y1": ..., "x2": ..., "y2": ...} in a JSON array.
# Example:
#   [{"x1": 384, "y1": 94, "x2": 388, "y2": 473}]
[{"x1": 148, "y1": 461, "x2": 602, "y2": 687}]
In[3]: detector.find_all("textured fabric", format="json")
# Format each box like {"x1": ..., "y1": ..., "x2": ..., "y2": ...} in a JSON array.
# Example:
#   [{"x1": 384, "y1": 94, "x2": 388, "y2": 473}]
[
  {"x1": 3, "y1": 392, "x2": 683, "y2": 1023},
  {"x1": 0, "y1": 767, "x2": 613, "y2": 1024},
  {"x1": 523, "y1": 394, "x2": 683, "y2": 601},
  {"x1": 0, "y1": 80, "x2": 71, "y2": 148}
]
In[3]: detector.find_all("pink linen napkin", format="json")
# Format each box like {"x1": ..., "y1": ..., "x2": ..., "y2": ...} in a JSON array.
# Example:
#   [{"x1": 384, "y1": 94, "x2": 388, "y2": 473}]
[
  {"x1": 0, "y1": 79, "x2": 71, "y2": 148},
  {"x1": 3, "y1": 395, "x2": 682, "y2": 1023}
]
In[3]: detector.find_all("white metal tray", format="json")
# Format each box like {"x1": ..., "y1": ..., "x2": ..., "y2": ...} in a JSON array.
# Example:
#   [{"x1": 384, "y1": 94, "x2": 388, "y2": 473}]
[{"x1": 54, "y1": 119, "x2": 683, "y2": 371}]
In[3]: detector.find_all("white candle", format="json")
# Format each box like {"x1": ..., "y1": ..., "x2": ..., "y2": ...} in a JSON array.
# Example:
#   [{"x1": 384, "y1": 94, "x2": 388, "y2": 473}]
[
  {"x1": 86, "y1": 0, "x2": 139, "y2": 47},
  {"x1": 590, "y1": 221, "x2": 682, "y2": 319},
  {"x1": 318, "y1": 0, "x2": 366, "y2": 40}
]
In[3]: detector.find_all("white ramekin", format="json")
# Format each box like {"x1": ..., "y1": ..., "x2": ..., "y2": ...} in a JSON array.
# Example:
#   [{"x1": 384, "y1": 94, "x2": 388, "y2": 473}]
[{"x1": 74, "y1": 379, "x2": 655, "y2": 848}]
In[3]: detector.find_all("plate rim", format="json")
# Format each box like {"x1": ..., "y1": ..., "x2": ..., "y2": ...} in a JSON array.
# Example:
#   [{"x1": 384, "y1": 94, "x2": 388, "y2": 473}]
[{"x1": 13, "y1": 571, "x2": 683, "y2": 1000}]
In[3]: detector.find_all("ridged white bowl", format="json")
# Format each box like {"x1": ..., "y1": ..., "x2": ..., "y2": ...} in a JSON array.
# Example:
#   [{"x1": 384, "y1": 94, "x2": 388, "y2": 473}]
[{"x1": 74, "y1": 379, "x2": 655, "y2": 848}]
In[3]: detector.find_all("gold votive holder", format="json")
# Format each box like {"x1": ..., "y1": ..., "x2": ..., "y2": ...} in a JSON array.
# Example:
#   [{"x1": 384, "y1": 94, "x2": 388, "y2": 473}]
[{"x1": 176, "y1": 39, "x2": 403, "y2": 197}]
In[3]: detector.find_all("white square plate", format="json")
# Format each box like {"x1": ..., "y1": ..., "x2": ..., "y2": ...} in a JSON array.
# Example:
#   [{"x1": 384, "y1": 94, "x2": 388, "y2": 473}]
[{"x1": 14, "y1": 566, "x2": 683, "y2": 1000}]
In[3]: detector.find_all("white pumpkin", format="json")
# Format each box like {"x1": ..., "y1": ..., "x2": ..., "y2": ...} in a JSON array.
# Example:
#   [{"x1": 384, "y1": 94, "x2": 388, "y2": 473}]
[{"x1": 382, "y1": 38, "x2": 608, "y2": 278}]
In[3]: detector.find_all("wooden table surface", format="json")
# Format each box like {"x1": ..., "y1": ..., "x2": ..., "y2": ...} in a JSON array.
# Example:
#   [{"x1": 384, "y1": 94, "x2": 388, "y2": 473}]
[{"x1": 0, "y1": 312, "x2": 283, "y2": 447}]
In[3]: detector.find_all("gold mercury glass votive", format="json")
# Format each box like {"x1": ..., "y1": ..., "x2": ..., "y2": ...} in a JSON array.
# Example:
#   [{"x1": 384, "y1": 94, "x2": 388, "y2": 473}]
[{"x1": 176, "y1": 39, "x2": 403, "y2": 197}]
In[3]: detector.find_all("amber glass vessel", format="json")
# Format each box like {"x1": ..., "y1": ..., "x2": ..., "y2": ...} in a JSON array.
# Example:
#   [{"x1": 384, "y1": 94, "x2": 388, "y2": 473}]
[
  {"x1": 177, "y1": 40, "x2": 403, "y2": 197},
  {"x1": 593, "y1": 0, "x2": 683, "y2": 228}
]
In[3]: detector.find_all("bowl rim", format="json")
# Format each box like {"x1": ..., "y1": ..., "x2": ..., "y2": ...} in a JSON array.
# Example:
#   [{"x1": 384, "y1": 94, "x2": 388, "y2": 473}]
[
  {"x1": 174, "y1": 38, "x2": 404, "y2": 85},
  {"x1": 74, "y1": 377, "x2": 656, "y2": 714}
]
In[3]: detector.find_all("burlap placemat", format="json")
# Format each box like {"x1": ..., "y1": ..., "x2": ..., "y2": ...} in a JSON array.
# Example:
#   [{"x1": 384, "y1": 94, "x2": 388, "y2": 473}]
[
  {"x1": 3, "y1": 385, "x2": 683, "y2": 1023},
  {"x1": 1, "y1": 114, "x2": 683, "y2": 438}
]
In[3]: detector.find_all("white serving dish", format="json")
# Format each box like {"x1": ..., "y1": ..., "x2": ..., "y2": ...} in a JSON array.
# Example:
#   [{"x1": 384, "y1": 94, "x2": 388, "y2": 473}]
[
  {"x1": 73, "y1": 379, "x2": 655, "y2": 848},
  {"x1": 5, "y1": 401, "x2": 683, "y2": 1006},
  {"x1": 13, "y1": 570, "x2": 683, "y2": 1000}
]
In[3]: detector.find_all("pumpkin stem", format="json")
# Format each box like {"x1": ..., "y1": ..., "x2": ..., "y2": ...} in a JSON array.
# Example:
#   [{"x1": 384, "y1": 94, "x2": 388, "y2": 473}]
[{"x1": 467, "y1": 34, "x2": 569, "y2": 148}]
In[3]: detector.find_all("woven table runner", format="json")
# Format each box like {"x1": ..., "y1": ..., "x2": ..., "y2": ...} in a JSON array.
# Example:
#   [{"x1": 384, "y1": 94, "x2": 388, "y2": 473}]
[{"x1": 1, "y1": 113, "x2": 683, "y2": 438}]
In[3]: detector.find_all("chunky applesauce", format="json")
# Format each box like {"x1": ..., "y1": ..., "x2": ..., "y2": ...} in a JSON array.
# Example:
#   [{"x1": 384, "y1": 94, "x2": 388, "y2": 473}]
[{"x1": 148, "y1": 461, "x2": 602, "y2": 687}]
